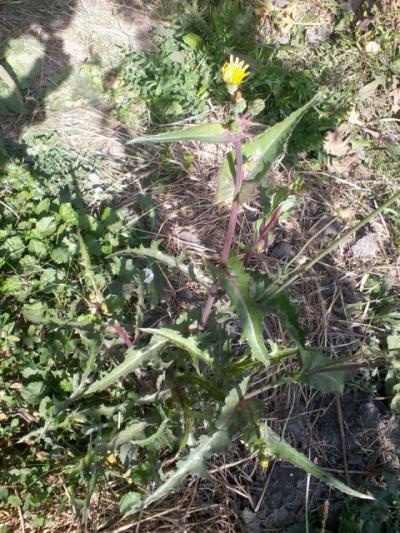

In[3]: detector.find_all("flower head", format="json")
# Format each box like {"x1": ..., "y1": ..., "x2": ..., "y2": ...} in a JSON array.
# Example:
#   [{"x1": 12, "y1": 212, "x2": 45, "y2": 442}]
[{"x1": 221, "y1": 55, "x2": 250, "y2": 88}]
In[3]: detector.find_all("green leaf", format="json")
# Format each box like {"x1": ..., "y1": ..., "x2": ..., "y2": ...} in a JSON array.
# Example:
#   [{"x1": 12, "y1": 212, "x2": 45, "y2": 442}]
[
  {"x1": 119, "y1": 492, "x2": 142, "y2": 515},
  {"x1": 28, "y1": 239, "x2": 48, "y2": 258},
  {"x1": 2, "y1": 236, "x2": 25, "y2": 259},
  {"x1": 182, "y1": 33, "x2": 204, "y2": 49},
  {"x1": 21, "y1": 381, "x2": 45, "y2": 404},
  {"x1": 35, "y1": 216, "x2": 57, "y2": 238},
  {"x1": 50, "y1": 246, "x2": 70, "y2": 264},
  {"x1": 218, "y1": 255, "x2": 270, "y2": 366},
  {"x1": 118, "y1": 243, "x2": 211, "y2": 288},
  {"x1": 0, "y1": 63, "x2": 25, "y2": 113},
  {"x1": 97, "y1": 421, "x2": 148, "y2": 452},
  {"x1": 216, "y1": 97, "x2": 317, "y2": 204},
  {"x1": 5, "y1": 37, "x2": 44, "y2": 89},
  {"x1": 22, "y1": 301, "x2": 48, "y2": 324},
  {"x1": 128, "y1": 123, "x2": 235, "y2": 145},
  {"x1": 259, "y1": 422, "x2": 374, "y2": 500},
  {"x1": 298, "y1": 351, "x2": 346, "y2": 393},
  {"x1": 1, "y1": 275, "x2": 24, "y2": 296},
  {"x1": 83, "y1": 338, "x2": 167, "y2": 396},
  {"x1": 138, "y1": 377, "x2": 250, "y2": 512},
  {"x1": 141, "y1": 327, "x2": 212, "y2": 373},
  {"x1": 59, "y1": 203, "x2": 78, "y2": 226}
]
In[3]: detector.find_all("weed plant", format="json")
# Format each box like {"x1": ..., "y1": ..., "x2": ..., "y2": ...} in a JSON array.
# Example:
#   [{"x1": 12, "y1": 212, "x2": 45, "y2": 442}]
[{"x1": 1, "y1": 0, "x2": 400, "y2": 529}]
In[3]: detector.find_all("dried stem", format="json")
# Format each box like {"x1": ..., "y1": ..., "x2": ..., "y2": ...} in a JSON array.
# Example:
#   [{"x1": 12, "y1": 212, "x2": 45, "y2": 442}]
[{"x1": 199, "y1": 139, "x2": 243, "y2": 329}]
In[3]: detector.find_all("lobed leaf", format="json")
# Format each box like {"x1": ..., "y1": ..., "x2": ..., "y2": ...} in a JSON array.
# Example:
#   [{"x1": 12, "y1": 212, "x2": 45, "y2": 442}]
[
  {"x1": 260, "y1": 422, "x2": 374, "y2": 500},
  {"x1": 83, "y1": 338, "x2": 167, "y2": 396},
  {"x1": 218, "y1": 255, "x2": 270, "y2": 366},
  {"x1": 298, "y1": 351, "x2": 346, "y2": 393},
  {"x1": 141, "y1": 327, "x2": 212, "y2": 373},
  {"x1": 136, "y1": 377, "x2": 250, "y2": 512},
  {"x1": 116, "y1": 243, "x2": 211, "y2": 288},
  {"x1": 216, "y1": 97, "x2": 317, "y2": 204}
]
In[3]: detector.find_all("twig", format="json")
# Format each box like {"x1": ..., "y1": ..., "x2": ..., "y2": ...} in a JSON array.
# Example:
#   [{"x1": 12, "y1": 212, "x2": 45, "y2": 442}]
[
  {"x1": 135, "y1": 509, "x2": 144, "y2": 533},
  {"x1": 305, "y1": 451, "x2": 311, "y2": 533},
  {"x1": 336, "y1": 394, "x2": 350, "y2": 485}
]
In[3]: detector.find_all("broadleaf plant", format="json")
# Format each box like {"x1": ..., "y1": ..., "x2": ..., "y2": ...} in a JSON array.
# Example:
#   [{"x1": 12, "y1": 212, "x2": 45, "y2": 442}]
[{"x1": 121, "y1": 55, "x2": 383, "y2": 511}]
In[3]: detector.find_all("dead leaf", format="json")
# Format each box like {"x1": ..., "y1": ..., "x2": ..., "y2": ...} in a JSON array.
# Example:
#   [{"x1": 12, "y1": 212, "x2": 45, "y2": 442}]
[
  {"x1": 324, "y1": 123, "x2": 350, "y2": 157},
  {"x1": 358, "y1": 76, "x2": 385, "y2": 99},
  {"x1": 348, "y1": 108, "x2": 363, "y2": 126},
  {"x1": 328, "y1": 154, "x2": 369, "y2": 178}
]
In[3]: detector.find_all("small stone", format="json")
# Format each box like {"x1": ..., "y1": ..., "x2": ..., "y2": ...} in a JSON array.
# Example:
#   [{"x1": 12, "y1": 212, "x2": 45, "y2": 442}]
[
  {"x1": 351, "y1": 233, "x2": 380, "y2": 259},
  {"x1": 306, "y1": 25, "x2": 332, "y2": 44},
  {"x1": 271, "y1": 241, "x2": 292, "y2": 260},
  {"x1": 270, "y1": 508, "x2": 292, "y2": 526}
]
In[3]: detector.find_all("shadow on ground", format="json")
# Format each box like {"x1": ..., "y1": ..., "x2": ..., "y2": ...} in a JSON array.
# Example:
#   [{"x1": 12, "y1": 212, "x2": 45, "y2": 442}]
[{"x1": 0, "y1": 0, "x2": 77, "y2": 160}]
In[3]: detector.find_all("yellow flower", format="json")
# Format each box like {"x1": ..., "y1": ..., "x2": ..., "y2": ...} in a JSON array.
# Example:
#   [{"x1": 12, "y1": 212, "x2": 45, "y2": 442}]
[{"x1": 221, "y1": 55, "x2": 250, "y2": 87}]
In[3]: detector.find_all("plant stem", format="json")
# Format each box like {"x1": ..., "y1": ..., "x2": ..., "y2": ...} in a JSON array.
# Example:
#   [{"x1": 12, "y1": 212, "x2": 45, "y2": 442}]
[
  {"x1": 199, "y1": 139, "x2": 243, "y2": 329},
  {"x1": 244, "y1": 205, "x2": 282, "y2": 266}
]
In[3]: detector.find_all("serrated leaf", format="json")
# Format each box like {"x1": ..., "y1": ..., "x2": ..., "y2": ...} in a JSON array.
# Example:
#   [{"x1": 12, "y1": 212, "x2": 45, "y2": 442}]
[
  {"x1": 28, "y1": 239, "x2": 48, "y2": 258},
  {"x1": 141, "y1": 327, "x2": 212, "y2": 373},
  {"x1": 251, "y1": 273, "x2": 305, "y2": 348},
  {"x1": 2, "y1": 236, "x2": 25, "y2": 259},
  {"x1": 259, "y1": 422, "x2": 373, "y2": 500},
  {"x1": 83, "y1": 338, "x2": 167, "y2": 396},
  {"x1": 97, "y1": 421, "x2": 148, "y2": 453},
  {"x1": 216, "y1": 97, "x2": 317, "y2": 204},
  {"x1": 119, "y1": 491, "x2": 142, "y2": 515},
  {"x1": 218, "y1": 256, "x2": 270, "y2": 366},
  {"x1": 120, "y1": 243, "x2": 211, "y2": 287},
  {"x1": 137, "y1": 377, "x2": 249, "y2": 512},
  {"x1": 128, "y1": 123, "x2": 236, "y2": 145},
  {"x1": 50, "y1": 246, "x2": 70, "y2": 264},
  {"x1": 298, "y1": 351, "x2": 346, "y2": 393}
]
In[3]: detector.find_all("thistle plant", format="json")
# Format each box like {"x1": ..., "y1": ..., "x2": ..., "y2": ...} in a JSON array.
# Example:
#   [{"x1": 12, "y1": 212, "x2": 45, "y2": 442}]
[{"x1": 118, "y1": 57, "x2": 396, "y2": 511}]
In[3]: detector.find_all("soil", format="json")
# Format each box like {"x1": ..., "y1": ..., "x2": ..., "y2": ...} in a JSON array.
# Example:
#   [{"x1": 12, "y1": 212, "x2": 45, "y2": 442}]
[{"x1": 247, "y1": 390, "x2": 400, "y2": 530}]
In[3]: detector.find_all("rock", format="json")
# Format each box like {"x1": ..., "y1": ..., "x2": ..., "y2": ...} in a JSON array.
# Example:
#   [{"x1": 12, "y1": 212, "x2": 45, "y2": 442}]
[
  {"x1": 360, "y1": 401, "x2": 380, "y2": 428},
  {"x1": 306, "y1": 25, "x2": 332, "y2": 44},
  {"x1": 270, "y1": 507, "x2": 292, "y2": 526},
  {"x1": 242, "y1": 508, "x2": 263, "y2": 533},
  {"x1": 271, "y1": 241, "x2": 292, "y2": 259},
  {"x1": 351, "y1": 233, "x2": 380, "y2": 259}
]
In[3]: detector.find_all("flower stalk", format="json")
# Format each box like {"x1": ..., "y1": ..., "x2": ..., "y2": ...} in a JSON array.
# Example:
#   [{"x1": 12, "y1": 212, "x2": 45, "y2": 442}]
[{"x1": 199, "y1": 138, "x2": 243, "y2": 329}]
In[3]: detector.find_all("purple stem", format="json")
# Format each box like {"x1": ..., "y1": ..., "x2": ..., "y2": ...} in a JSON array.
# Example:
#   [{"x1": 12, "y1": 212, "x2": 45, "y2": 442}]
[
  {"x1": 243, "y1": 205, "x2": 282, "y2": 266},
  {"x1": 199, "y1": 139, "x2": 243, "y2": 329}
]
